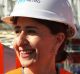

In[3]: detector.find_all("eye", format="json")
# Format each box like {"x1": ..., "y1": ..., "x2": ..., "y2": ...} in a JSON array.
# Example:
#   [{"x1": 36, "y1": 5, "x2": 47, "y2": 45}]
[
  {"x1": 15, "y1": 29, "x2": 21, "y2": 33},
  {"x1": 26, "y1": 29, "x2": 38, "y2": 35},
  {"x1": 14, "y1": 26, "x2": 21, "y2": 34},
  {"x1": 14, "y1": 28, "x2": 21, "y2": 36}
]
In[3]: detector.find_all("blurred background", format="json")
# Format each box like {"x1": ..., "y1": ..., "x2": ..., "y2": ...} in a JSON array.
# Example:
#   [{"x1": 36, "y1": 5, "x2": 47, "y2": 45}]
[{"x1": 0, "y1": 0, "x2": 80, "y2": 74}]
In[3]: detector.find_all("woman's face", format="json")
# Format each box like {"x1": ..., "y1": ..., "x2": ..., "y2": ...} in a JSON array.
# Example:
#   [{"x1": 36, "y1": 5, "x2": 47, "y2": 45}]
[{"x1": 13, "y1": 17, "x2": 64, "y2": 68}]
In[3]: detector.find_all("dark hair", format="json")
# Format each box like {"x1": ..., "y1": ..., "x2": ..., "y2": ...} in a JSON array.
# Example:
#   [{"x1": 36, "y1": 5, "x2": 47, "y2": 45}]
[
  {"x1": 11, "y1": 17, "x2": 68, "y2": 62},
  {"x1": 10, "y1": 17, "x2": 18, "y2": 24}
]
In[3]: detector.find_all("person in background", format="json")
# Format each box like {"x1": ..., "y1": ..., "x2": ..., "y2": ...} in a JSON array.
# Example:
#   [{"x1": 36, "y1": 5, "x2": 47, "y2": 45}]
[{"x1": 1, "y1": 0, "x2": 77, "y2": 74}]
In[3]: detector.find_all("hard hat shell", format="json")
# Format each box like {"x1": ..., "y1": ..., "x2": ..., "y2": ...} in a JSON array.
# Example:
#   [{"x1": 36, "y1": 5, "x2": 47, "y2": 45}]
[{"x1": 2, "y1": 0, "x2": 77, "y2": 39}]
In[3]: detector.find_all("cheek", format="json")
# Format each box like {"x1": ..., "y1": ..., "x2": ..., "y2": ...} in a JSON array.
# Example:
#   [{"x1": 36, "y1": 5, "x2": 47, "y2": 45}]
[
  {"x1": 13, "y1": 37, "x2": 18, "y2": 49},
  {"x1": 27, "y1": 36, "x2": 41, "y2": 47},
  {"x1": 36, "y1": 38, "x2": 54, "y2": 54},
  {"x1": 40, "y1": 37, "x2": 54, "y2": 49},
  {"x1": 13, "y1": 38, "x2": 20, "y2": 56},
  {"x1": 38, "y1": 37, "x2": 59, "y2": 57}
]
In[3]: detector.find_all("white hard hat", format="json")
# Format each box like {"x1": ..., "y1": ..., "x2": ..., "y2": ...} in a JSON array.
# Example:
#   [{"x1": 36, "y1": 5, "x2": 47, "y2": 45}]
[{"x1": 2, "y1": 0, "x2": 77, "y2": 39}]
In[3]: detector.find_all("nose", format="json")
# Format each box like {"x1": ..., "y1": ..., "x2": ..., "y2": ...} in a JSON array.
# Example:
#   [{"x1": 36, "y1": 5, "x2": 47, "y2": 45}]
[{"x1": 17, "y1": 31, "x2": 29, "y2": 46}]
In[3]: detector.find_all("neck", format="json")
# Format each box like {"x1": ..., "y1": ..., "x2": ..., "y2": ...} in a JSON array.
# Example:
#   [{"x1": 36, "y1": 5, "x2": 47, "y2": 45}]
[
  {"x1": 23, "y1": 67, "x2": 56, "y2": 74},
  {"x1": 23, "y1": 62, "x2": 56, "y2": 74},
  {"x1": 23, "y1": 55, "x2": 56, "y2": 74}
]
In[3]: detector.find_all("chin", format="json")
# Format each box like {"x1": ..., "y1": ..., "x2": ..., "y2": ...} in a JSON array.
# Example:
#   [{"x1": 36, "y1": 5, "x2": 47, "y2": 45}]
[{"x1": 20, "y1": 58, "x2": 37, "y2": 67}]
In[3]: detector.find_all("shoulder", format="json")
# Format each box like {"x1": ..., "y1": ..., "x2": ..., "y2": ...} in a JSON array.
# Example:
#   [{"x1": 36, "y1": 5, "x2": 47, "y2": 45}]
[{"x1": 6, "y1": 68, "x2": 22, "y2": 74}]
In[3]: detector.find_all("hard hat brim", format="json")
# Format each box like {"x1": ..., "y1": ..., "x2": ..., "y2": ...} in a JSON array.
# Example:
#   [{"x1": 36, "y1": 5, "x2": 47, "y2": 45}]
[{"x1": 2, "y1": 9, "x2": 66, "y2": 25}]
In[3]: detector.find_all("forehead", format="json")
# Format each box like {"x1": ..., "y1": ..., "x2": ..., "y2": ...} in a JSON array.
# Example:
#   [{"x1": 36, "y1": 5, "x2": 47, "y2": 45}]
[
  {"x1": 13, "y1": 17, "x2": 49, "y2": 29},
  {"x1": 13, "y1": 17, "x2": 40, "y2": 26},
  {"x1": 17, "y1": 17, "x2": 37, "y2": 24}
]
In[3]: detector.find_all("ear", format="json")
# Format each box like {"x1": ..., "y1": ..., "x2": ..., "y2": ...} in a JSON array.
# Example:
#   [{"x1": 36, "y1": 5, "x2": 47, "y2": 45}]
[{"x1": 55, "y1": 33, "x2": 65, "y2": 48}]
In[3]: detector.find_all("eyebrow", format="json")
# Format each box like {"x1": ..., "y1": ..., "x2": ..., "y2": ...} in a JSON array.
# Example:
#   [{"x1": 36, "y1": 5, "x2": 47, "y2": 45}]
[
  {"x1": 25, "y1": 26, "x2": 38, "y2": 29},
  {"x1": 14, "y1": 26, "x2": 38, "y2": 30},
  {"x1": 14, "y1": 26, "x2": 21, "y2": 29}
]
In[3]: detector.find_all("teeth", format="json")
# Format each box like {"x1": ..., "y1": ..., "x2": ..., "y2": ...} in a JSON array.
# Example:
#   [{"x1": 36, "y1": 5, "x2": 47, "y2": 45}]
[
  {"x1": 26, "y1": 50, "x2": 32, "y2": 53},
  {"x1": 21, "y1": 49, "x2": 35, "y2": 54}
]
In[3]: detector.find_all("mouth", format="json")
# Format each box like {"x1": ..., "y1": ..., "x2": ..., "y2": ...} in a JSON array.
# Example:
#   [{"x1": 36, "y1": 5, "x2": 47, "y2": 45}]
[
  {"x1": 19, "y1": 47, "x2": 37, "y2": 59},
  {"x1": 20, "y1": 49, "x2": 36, "y2": 58}
]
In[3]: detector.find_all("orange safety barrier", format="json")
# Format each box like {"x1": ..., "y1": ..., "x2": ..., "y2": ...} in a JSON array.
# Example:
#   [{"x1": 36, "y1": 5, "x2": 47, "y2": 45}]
[
  {"x1": 0, "y1": 42, "x2": 20, "y2": 73},
  {"x1": 0, "y1": 42, "x2": 4, "y2": 73}
]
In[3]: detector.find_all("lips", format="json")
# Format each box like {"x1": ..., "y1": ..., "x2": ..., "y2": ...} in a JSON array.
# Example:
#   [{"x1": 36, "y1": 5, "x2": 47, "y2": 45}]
[{"x1": 19, "y1": 48, "x2": 36, "y2": 58}]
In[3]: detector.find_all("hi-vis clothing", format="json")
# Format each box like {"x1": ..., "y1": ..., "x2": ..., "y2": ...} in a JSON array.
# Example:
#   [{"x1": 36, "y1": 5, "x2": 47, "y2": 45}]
[
  {"x1": 6, "y1": 68, "x2": 22, "y2": 74},
  {"x1": 6, "y1": 67, "x2": 72, "y2": 74}
]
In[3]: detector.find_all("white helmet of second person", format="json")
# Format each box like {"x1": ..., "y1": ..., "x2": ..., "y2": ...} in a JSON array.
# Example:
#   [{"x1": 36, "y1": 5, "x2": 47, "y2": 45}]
[{"x1": 2, "y1": 0, "x2": 77, "y2": 39}]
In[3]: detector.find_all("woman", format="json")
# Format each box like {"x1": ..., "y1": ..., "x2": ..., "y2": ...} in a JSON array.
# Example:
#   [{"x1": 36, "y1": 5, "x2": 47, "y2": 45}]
[{"x1": 2, "y1": 0, "x2": 77, "y2": 74}]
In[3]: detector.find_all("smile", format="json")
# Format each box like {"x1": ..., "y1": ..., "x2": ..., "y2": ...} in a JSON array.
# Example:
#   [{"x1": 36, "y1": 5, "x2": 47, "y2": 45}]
[{"x1": 19, "y1": 47, "x2": 37, "y2": 59}]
